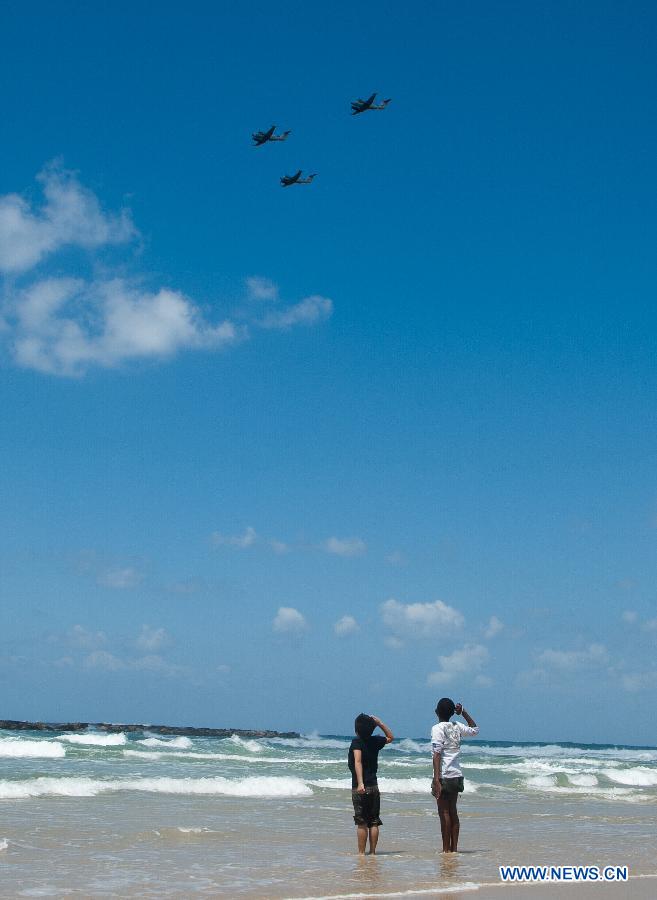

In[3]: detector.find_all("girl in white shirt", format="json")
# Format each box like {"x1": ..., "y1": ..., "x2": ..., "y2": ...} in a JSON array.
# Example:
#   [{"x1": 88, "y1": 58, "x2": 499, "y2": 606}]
[{"x1": 431, "y1": 697, "x2": 479, "y2": 852}]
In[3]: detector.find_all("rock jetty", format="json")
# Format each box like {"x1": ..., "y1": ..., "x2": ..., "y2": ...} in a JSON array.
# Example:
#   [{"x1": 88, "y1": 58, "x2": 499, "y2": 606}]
[{"x1": 0, "y1": 719, "x2": 299, "y2": 738}]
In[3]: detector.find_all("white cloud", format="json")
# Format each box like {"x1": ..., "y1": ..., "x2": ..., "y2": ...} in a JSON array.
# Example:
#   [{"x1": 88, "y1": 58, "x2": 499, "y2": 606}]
[
  {"x1": 136, "y1": 625, "x2": 170, "y2": 653},
  {"x1": 97, "y1": 566, "x2": 142, "y2": 589},
  {"x1": 10, "y1": 276, "x2": 240, "y2": 376},
  {"x1": 269, "y1": 538, "x2": 290, "y2": 554},
  {"x1": 484, "y1": 615, "x2": 504, "y2": 639},
  {"x1": 384, "y1": 636, "x2": 404, "y2": 650},
  {"x1": 259, "y1": 295, "x2": 333, "y2": 330},
  {"x1": 643, "y1": 618, "x2": 657, "y2": 632},
  {"x1": 246, "y1": 276, "x2": 279, "y2": 301},
  {"x1": 0, "y1": 162, "x2": 135, "y2": 274},
  {"x1": 132, "y1": 654, "x2": 183, "y2": 676},
  {"x1": 273, "y1": 606, "x2": 307, "y2": 634},
  {"x1": 53, "y1": 656, "x2": 74, "y2": 668},
  {"x1": 321, "y1": 536, "x2": 367, "y2": 558},
  {"x1": 1, "y1": 166, "x2": 332, "y2": 376},
  {"x1": 381, "y1": 598, "x2": 464, "y2": 639},
  {"x1": 334, "y1": 615, "x2": 359, "y2": 637},
  {"x1": 427, "y1": 643, "x2": 489, "y2": 686},
  {"x1": 211, "y1": 526, "x2": 258, "y2": 549},
  {"x1": 622, "y1": 610, "x2": 638, "y2": 624},
  {"x1": 386, "y1": 551, "x2": 407, "y2": 566},
  {"x1": 83, "y1": 650, "x2": 126, "y2": 671},
  {"x1": 69, "y1": 625, "x2": 107, "y2": 648},
  {"x1": 83, "y1": 648, "x2": 182, "y2": 676},
  {"x1": 621, "y1": 670, "x2": 657, "y2": 692},
  {"x1": 535, "y1": 643, "x2": 608, "y2": 670}
]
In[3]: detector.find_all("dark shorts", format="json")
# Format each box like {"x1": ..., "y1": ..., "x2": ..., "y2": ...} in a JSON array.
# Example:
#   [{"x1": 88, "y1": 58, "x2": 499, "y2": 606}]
[
  {"x1": 352, "y1": 786, "x2": 382, "y2": 827},
  {"x1": 440, "y1": 776, "x2": 464, "y2": 795}
]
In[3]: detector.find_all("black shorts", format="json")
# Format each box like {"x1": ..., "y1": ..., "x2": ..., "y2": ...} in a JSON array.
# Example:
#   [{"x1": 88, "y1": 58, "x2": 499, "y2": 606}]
[
  {"x1": 440, "y1": 776, "x2": 464, "y2": 795},
  {"x1": 352, "y1": 786, "x2": 382, "y2": 827}
]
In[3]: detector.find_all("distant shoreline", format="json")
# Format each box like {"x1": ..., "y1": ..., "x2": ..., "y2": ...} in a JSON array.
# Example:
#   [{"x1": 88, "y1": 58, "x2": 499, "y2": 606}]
[{"x1": 0, "y1": 719, "x2": 300, "y2": 739}]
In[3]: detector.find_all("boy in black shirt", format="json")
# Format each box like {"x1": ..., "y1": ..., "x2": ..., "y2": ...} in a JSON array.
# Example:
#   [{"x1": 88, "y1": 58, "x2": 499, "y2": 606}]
[{"x1": 347, "y1": 713, "x2": 394, "y2": 854}]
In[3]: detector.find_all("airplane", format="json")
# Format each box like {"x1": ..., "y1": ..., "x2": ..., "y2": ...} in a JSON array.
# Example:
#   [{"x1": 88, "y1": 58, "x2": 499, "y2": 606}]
[
  {"x1": 351, "y1": 92, "x2": 391, "y2": 115},
  {"x1": 280, "y1": 170, "x2": 317, "y2": 187},
  {"x1": 252, "y1": 125, "x2": 292, "y2": 146}
]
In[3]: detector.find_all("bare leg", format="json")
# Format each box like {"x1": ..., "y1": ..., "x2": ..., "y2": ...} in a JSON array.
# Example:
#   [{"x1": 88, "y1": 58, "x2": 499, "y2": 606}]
[
  {"x1": 368, "y1": 825, "x2": 379, "y2": 854},
  {"x1": 437, "y1": 795, "x2": 452, "y2": 852},
  {"x1": 449, "y1": 794, "x2": 460, "y2": 852},
  {"x1": 357, "y1": 825, "x2": 368, "y2": 854}
]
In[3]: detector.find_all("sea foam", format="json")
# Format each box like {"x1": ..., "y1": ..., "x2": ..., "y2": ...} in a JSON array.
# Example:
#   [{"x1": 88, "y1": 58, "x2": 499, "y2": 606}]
[
  {"x1": 267, "y1": 731, "x2": 350, "y2": 750},
  {"x1": 61, "y1": 733, "x2": 127, "y2": 747},
  {"x1": 601, "y1": 766, "x2": 657, "y2": 786},
  {"x1": 310, "y1": 777, "x2": 433, "y2": 794},
  {"x1": 138, "y1": 736, "x2": 193, "y2": 750},
  {"x1": 0, "y1": 738, "x2": 65, "y2": 759},
  {"x1": 223, "y1": 734, "x2": 264, "y2": 753},
  {"x1": 0, "y1": 775, "x2": 312, "y2": 800}
]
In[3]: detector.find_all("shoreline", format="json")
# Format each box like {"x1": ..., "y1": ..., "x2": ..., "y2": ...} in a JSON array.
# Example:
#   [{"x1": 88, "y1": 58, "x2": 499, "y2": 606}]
[{"x1": 0, "y1": 718, "x2": 300, "y2": 738}]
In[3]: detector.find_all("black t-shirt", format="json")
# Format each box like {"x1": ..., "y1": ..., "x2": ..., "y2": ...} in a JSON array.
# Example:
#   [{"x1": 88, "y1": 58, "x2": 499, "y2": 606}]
[{"x1": 348, "y1": 735, "x2": 387, "y2": 788}]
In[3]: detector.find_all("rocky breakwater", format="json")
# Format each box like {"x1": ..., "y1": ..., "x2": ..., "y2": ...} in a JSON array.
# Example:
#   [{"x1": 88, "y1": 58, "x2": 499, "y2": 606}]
[{"x1": 0, "y1": 719, "x2": 299, "y2": 738}]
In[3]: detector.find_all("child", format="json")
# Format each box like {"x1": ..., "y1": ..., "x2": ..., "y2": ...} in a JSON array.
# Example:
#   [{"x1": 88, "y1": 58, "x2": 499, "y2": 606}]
[
  {"x1": 431, "y1": 698, "x2": 479, "y2": 852},
  {"x1": 347, "y1": 713, "x2": 394, "y2": 855}
]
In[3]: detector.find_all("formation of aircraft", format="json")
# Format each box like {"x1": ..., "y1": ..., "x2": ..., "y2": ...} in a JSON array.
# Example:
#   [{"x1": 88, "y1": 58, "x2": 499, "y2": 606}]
[
  {"x1": 252, "y1": 125, "x2": 291, "y2": 146},
  {"x1": 280, "y1": 170, "x2": 317, "y2": 187},
  {"x1": 350, "y1": 92, "x2": 392, "y2": 115},
  {"x1": 252, "y1": 92, "x2": 391, "y2": 186}
]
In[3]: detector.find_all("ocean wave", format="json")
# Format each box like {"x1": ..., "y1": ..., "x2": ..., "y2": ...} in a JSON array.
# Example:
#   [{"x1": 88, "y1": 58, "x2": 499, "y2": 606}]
[
  {"x1": 0, "y1": 775, "x2": 312, "y2": 800},
  {"x1": 601, "y1": 767, "x2": 657, "y2": 787},
  {"x1": 122, "y1": 749, "x2": 338, "y2": 765},
  {"x1": 309, "y1": 777, "x2": 434, "y2": 794},
  {"x1": 464, "y1": 743, "x2": 657, "y2": 763},
  {"x1": 223, "y1": 735, "x2": 264, "y2": 753},
  {"x1": 138, "y1": 736, "x2": 193, "y2": 750},
  {"x1": 61, "y1": 733, "x2": 127, "y2": 747},
  {"x1": 568, "y1": 774, "x2": 598, "y2": 786},
  {"x1": 396, "y1": 738, "x2": 429, "y2": 754},
  {"x1": 0, "y1": 839, "x2": 7, "y2": 852},
  {"x1": 267, "y1": 732, "x2": 350, "y2": 750},
  {"x1": 523, "y1": 774, "x2": 639, "y2": 800},
  {"x1": 292, "y1": 883, "x2": 483, "y2": 899},
  {"x1": 0, "y1": 738, "x2": 65, "y2": 759}
]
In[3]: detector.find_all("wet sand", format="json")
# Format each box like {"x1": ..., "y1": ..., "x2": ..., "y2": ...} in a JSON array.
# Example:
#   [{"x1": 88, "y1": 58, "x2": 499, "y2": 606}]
[{"x1": 1, "y1": 790, "x2": 655, "y2": 897}]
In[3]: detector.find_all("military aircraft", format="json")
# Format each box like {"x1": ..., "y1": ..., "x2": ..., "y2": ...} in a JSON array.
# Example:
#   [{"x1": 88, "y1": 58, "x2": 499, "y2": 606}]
[
  {"x1": 252, "y1": 125, "x2": 292, "y2": 146},
  {"x1": 280, "y1": 170, "x2": 317, "y2": 187},
  {"x1": 350, "y1": 93, "x2": 391, "y2": 115}
]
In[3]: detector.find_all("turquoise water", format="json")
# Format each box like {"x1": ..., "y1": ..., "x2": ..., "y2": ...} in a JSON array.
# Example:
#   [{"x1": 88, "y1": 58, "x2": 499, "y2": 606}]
[
  {"x1": 2, "y1": 729, "x2": 656, "y2": 801},
  {"x1": 1, "y1": 729, "x2": 656, "y2": 897}
]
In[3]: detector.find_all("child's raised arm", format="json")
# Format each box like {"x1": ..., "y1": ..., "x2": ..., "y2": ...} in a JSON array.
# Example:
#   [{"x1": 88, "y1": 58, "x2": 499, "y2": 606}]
[
  {"x1": 370, "y1": 715, "x2": 394, "y2": 743},
  {"x1": 455, "y1": 703, "x2": 478, "y2": 734}
]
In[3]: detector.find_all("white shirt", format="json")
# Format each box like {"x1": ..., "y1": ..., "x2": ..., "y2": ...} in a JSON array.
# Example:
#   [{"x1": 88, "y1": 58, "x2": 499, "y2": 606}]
[{"x1": 431, "y1": 720, "x2": 480, "y2": 778}]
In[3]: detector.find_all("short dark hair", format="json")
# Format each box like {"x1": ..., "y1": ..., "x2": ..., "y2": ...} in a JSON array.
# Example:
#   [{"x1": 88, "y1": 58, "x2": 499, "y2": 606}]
[
  {"x1": 355, "y1": 713, "x2": 376, "y2": 738},
  {"x1": 436, "y1": 697, "x2": 455, "y2": 720}
]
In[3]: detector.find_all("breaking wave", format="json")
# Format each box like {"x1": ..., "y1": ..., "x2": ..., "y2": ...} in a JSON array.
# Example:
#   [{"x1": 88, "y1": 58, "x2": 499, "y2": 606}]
[
  {"x1": 0, "y1": 738, "x2": 65, "y2": 759},
  {"x1": 267, "y1": 732, "x2": 350, "y2": 750},
  {"x1": 601, "y1": 767, "x2": 657, "y2": 787},
  {"x1": 0, "y1": 775, "x2": 312, "y2": 800},
  {"x1": 138, "y1": 736, "x2": 193, "y2": 750},
  {"x1": 61, "y1": 733, "x2": 127, "y2": 747},
  {"x1": 222, "y1": 734, "x2": 264, "y2": 753},
  {"x1": 309, "y1": 777, "x2": 433, "y2": 794}
]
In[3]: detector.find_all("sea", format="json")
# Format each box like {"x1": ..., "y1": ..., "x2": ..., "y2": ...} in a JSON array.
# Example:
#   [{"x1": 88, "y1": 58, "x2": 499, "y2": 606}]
[{"x1": 1, "y1": 727, "x2": 656, "y2": 898}]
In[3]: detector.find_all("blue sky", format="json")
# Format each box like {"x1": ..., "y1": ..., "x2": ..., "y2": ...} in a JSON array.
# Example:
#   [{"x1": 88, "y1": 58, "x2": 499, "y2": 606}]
[{"x1": 1, "y1": 1, "x2": 657, "y2": 743}]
